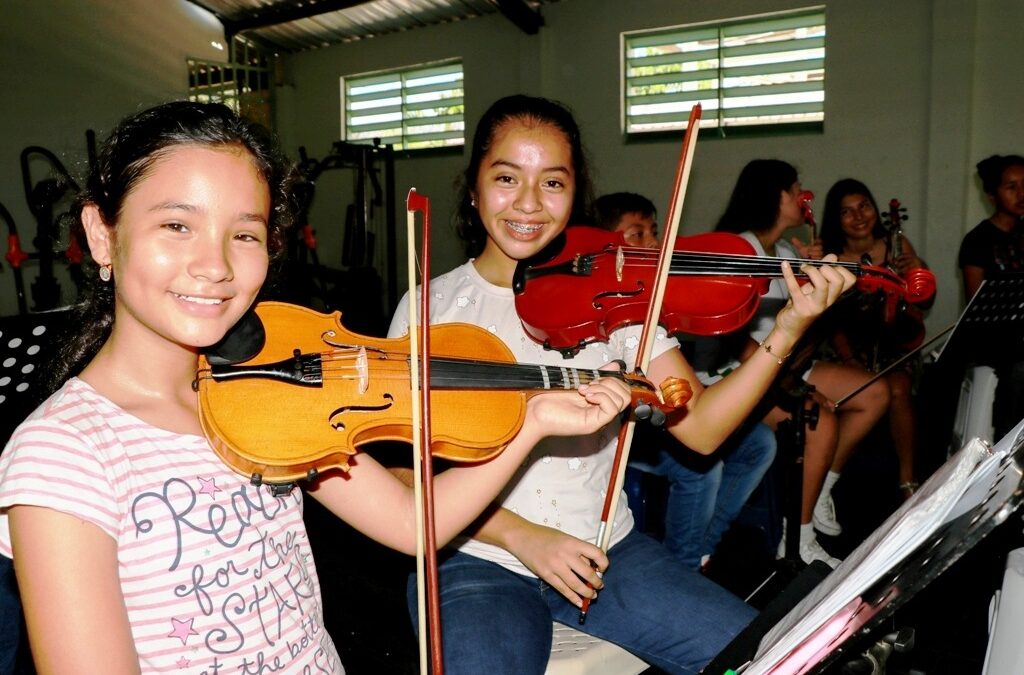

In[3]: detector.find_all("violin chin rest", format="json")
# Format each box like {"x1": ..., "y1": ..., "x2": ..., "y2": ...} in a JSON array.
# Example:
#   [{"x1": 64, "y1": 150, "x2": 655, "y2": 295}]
[{"x1": 204, "y1": 307, "x2": 266, "y2": 365}]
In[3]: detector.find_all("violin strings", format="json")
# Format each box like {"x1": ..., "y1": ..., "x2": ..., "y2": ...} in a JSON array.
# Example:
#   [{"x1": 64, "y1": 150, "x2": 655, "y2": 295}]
[
  {"x1": 584, "y1": 248, "x2": 862, "y2": 277},
  {"x1": 313, "y1": 352, "x2": 622, "y2": 389}
]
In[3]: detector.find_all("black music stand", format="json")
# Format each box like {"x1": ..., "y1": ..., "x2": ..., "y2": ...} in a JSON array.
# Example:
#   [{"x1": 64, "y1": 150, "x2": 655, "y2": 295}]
[
  {"x1": 705, "y1": 278, "x2": 1024, "y2": 675},
  {"x1": 0, "y1": 308, "x2": 71, "y2": 446},
  {"x1": 0, "y1": 308, "x2": 70, "y2": 674},
  {"x1": 936, "y1": 275, "x2": 1024, "y2": 365}
]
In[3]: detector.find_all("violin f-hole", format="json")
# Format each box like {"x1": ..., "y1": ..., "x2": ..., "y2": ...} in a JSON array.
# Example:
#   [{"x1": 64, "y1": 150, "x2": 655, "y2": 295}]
[
  {"x1": 592, "y1": 281, "x2": 645, "y2": 309},
  {"x1": 329, "y1": 393, "x2": 395, "y2": 431}
]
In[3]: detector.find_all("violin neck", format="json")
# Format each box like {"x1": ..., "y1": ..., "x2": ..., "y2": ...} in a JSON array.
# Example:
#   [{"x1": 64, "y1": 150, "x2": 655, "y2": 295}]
[
  {"x1": 429, "y1": 357, "x2": 628, "y2": 393},
  {"x1": 663, "y1": 250, "x2": 860, "y2": 278},
  {"x1": 207, "y1": 352, "x2": 652, "y2": 395}
]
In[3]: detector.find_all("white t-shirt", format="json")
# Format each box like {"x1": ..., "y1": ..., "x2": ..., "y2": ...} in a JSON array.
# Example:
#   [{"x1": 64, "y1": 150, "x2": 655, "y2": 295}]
[
  {"x1": 690, "y1": 232, "x2": 796, "y2": 385},
  {"x1": 0, "y1": 378, "x2": 343, "y2": 674},
  {"x1": 740, "y1": 231, "x2": 797, "y2": 344},
  {"x1": 388, "y1": 260, "x2": 678, "y2": 577}
]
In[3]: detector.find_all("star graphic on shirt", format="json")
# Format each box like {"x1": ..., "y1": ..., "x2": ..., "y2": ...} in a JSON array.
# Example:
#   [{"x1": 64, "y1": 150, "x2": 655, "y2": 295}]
[
  {"x1": 197, "y1": 476, "x2": 221, "y2": 499},
  {"x1": 168, "y1": 617, "x2": 199, "y2": 645},
  {"x1": 176, "y1": 656, "x2": 191, "y2": 668}
]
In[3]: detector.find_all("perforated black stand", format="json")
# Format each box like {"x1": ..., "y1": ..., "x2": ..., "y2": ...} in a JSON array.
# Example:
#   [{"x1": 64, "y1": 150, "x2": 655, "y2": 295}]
[
  {"x1": 0, "y1": 308, "x2": 71, "y2": 445},
  {"x1": 0, "y1": 308, "x2": 71, "y2": 674}
]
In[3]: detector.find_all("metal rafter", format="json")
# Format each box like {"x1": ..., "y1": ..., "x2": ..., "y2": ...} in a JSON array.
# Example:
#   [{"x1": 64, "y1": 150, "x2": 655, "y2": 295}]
[
  {"x1": 492, "y1": 0, "x2": 543, "y2": 35},
  {"x1": 223, "y1": 1, "x2": 371, "y2": 33}
]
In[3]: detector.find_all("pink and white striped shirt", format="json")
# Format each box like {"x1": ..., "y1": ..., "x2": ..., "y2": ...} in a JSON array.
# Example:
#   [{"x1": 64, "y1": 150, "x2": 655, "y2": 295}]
[{"x1": 0, "y1": 378, "x2": 343, "y2": 674}]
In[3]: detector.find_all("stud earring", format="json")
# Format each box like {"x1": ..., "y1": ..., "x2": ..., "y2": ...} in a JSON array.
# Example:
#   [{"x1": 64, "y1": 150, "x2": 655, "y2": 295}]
[
  {"x1": 98, "y1": 264, "x2": 112, "y2": 282},
  {"x1": 470, "y1": 198, "x2": 477, "y2": 207}
]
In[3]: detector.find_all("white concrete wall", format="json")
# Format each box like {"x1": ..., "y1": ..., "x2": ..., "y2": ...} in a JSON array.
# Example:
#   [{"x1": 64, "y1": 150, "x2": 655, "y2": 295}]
[
  {"x1": 0, "y1": 0, "x2": 225, "y2": 315},
  {"x1": 1, "y1": 0, "x2": 1020, "y2": 334},
  {"x1": 279, "y1": 0, "x2": 1022, "y2": 334}
]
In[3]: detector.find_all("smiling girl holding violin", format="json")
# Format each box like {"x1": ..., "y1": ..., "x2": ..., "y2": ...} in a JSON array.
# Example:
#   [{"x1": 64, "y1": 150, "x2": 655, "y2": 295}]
[
  {"x1": 388, "y1": 96, "x2": 855, "y2": 674},
  {"x1": 0, "y1": 101, "x2": 637, "y2": 675},
  {"x1": 819, "y1": 178, "x2": 929, "y2": 499},
  {"x1": 715, "y1": 160, "x2": 891, "y2": 556}
]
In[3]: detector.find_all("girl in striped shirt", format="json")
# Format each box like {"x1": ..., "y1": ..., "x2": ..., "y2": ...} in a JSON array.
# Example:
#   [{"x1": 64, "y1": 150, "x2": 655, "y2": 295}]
[{"x1": 0, "y1": 101, "x2": 632, "y2": 674}]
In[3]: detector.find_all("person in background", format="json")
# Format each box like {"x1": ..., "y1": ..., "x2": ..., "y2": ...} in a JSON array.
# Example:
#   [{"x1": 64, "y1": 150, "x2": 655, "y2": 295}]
[
  {"x1": 958, "y1": 154, "x2": 1024, "y2": 438},
  {"x1": 593, "y1": 191, "x2": 778, "y2": 572},
  {"x1": 715, "y1": 159, "x2": 890, "y2": 565},
  {"x1": 818, "y1": 178, "x2": 928, "y2": 499}
]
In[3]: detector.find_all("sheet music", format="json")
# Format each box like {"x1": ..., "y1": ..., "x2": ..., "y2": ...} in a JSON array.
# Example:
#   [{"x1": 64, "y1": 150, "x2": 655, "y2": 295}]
[{"x1": 744, "y1": 417, "x2": 1024, "y2": 674}]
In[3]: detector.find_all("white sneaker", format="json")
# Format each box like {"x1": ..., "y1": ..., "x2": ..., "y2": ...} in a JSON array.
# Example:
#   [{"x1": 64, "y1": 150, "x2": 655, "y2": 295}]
[
  {"x1": 799, "y1": 535, "x2": 842, "y2": 569},
  {"x1": 812, "y1": 491, "x2": 842, "y2": 536}
]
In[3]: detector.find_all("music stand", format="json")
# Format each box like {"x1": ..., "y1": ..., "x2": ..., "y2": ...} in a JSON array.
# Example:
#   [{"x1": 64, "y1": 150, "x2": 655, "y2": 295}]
[
  {"x1": 705, "y1": 278, "x2": 1024, "y2": 675},
  {"x1": 0, "y1": 308, "x2": 71, "y2": 446},
  {"x1": 937, "y1": 275, "x2": 1024, "y2": 363}
]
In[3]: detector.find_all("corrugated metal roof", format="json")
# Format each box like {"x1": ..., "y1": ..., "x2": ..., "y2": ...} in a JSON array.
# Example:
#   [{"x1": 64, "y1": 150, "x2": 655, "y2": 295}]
[{"x1": 189, "y1": 0, "x2": 558, "y2": 53}]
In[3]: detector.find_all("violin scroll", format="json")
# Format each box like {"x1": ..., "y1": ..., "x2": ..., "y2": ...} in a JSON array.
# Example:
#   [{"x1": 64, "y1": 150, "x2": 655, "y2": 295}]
[
  {"x1": 798, "y1": 190, "x2": 817, "y2": 241},
  {"x1": 659, "y1": 376, "x2": 693, "y2": 409},
  {"x1": 900, "y1": 266, "x2": 937, "y2": 304}
]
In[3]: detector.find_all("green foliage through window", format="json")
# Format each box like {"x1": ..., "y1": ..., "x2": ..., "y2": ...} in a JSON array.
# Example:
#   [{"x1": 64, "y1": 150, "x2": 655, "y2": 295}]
[
  {"x1": 623, "y1": 8, "x2": 825, "y2": 134},
  {"x1": 343, "y1": 61, "x2": 464, "y2": 150}
]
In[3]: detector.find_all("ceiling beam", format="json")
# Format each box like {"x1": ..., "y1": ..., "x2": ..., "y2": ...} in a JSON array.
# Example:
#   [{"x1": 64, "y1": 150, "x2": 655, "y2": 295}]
[
  {"x1": 493, "y1": 0, "x2": 544, "y2": 35},
  {"x1": 223, "y1": 0, "x2": 372, "y2": 33}
]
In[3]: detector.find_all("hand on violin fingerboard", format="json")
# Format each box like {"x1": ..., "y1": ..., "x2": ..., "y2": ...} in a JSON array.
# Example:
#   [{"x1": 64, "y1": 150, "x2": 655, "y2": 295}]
[
  {"x1": 790, "y1": 236, "x2": 824, "y2": 260},
  {"x1": 525, "y1": 376, "x2": 631, "y2": 439},
  {"x1": 774, "y1": 255, "x2": 857, "y2": 340},
  {"x1": 505, "y1": 518, "x2": 607, "y2": 608}
]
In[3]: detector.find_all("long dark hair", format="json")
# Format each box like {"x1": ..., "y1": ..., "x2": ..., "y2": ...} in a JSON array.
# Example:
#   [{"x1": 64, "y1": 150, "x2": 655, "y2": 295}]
[
  {"x1": 977, "y1": 154, "x2": 1024, "y2": 197},
  {"x1": 47, "y1": 101, "x2": 299, "y2": 393},
  {"x1": 820, "y1": 178, "x2": 885, "y2": 255},
  {"x1": 454, "y1": 95, "x2": 594, "y2": 257},
  {"x1": 715, "y1": 159, "x2": 798, "y2": 234}
]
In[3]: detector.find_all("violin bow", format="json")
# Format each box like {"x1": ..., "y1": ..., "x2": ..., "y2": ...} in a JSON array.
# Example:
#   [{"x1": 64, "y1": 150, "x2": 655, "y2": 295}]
[
  {"x1": 580, "y1": 104, "x2": 703, "y2": 623},
  {"x1": 833, "y1": 323, "x2": 954, "y2": 409},
  {"x1": 406, "y1": 189, "x2": 444, "y2": 674}
]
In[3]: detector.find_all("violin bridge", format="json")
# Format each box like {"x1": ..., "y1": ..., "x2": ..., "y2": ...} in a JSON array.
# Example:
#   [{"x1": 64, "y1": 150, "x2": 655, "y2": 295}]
[
  {"x1": 615, "y1": 246, "x2": 624, "y2": 282},
  {"x1": 357, "y1": 346, "x2": 368, "y2": 394}
]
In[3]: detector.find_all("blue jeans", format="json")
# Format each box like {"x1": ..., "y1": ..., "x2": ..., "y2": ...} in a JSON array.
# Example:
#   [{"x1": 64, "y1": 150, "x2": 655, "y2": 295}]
[
  {"x1": 637, "y1": 422, "x2": 777, "y2": 569},
  {"x1": 0, "y1": 556, "x2": 20, "y2": 674},
  {"x1": 406, "y1": 530, "x2": 756, "y2": 675}
]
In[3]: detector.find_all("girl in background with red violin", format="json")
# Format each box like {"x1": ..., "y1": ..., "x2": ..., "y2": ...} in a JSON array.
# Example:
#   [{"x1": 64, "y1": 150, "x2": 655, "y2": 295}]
[
  {"x1": 388, "y1": 95, "x2": 854, "y2": 675},
  {"x1": 0, "y1": 102, "x2": 634, "y2": 675},
  {"x1": 715, "y1": 160, "x2": 890, "y2": 558},
  {"x1": 820, "y1": 178, "x2": 928, "y2": 499}
]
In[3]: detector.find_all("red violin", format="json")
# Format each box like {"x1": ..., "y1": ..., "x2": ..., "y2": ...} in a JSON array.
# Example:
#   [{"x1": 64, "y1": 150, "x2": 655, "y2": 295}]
[{"x1": 512, "y1": 225, "x2": 937, "y2": 354}]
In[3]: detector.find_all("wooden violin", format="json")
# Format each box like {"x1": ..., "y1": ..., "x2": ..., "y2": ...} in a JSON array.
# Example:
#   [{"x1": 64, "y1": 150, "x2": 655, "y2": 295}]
[
  {"x1": 874, "y1": 197, "x2": 927, "y2": 352},
  {"x1": 512, "y1": 225, "x2": 937, "y2": 354},
  {"x1": 194, "y1": 302, "x2": 690, "y2": 485}
]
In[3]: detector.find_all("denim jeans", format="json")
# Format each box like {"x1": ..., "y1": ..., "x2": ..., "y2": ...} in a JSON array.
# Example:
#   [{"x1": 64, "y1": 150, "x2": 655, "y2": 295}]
[
  {"x1": 638, "y1": 422, "x2": 777, "y2": 569},
  {"x1": 0, "y1": 556, "x2": 20, "y2": 674},
  {"x1": 407, "y1": 530, "x2": 756, "y2": 675}
]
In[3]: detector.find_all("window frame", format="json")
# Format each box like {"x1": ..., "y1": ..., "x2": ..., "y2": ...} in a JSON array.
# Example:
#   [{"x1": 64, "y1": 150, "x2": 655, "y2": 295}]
[
  {"x1": 341, "y1": 59, "x2": 465, "y2": 152},
  {"x1": 621, "y1": 7, "x2": 826, "y2": 139}
]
